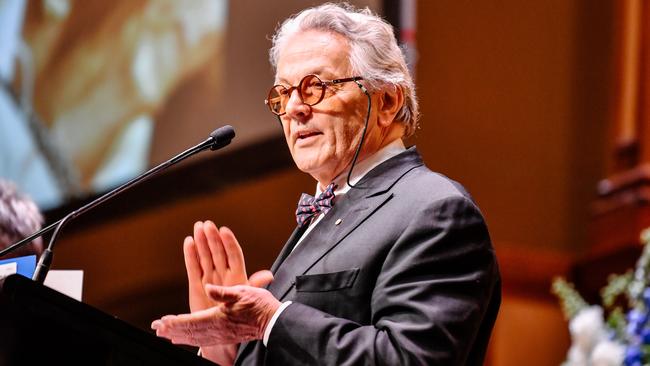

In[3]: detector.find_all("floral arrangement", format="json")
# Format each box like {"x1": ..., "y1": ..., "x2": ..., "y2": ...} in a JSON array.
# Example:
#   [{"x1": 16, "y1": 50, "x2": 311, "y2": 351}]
[{"x1": 552, "y1": 228, "x2": 650, "y2": 366}]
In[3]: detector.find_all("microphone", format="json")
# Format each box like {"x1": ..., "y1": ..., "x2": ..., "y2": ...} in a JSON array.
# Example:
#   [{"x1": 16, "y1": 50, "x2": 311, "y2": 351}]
[{"x1": 0, "y1": 125, "x2": 236, "y2": 283}]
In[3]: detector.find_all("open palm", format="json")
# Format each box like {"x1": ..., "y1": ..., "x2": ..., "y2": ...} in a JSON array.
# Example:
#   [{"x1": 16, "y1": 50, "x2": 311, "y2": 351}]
[{"x1": 184, "y1": 221, "x2": 272, "y2": 312}]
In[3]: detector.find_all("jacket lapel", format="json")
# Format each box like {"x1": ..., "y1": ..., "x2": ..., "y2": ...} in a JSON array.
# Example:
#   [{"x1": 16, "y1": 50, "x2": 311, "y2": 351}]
[
  {"x1": 266, "y1": 190, "x2": 390, "y2": 301},
  {"x1": 270, "y1": 225, "x2": 308, "y2": 274},
  {"x1": 266, "y1": 147, "x2": 424, "y2": 301}
]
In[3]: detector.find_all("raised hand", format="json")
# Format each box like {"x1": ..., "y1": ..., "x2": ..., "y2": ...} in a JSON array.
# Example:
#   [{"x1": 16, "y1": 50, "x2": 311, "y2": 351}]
[
  {"x1": 171, "y1": 221, "x2": 273, "y2": 365},
  {"x1": 184, "y1": 221, "x2": 273, "y2": 311}
]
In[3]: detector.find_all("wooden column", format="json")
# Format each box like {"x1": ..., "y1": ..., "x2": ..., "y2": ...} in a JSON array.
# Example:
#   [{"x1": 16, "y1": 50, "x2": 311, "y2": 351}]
[{"x1": 576, "y1": 0, "x2": 650, "y2": 299}]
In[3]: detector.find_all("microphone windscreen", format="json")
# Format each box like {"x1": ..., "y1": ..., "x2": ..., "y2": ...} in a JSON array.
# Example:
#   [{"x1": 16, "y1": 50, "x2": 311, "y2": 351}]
[{"x1": 209, "y1": 125, "x2": 236, "y2": 150}]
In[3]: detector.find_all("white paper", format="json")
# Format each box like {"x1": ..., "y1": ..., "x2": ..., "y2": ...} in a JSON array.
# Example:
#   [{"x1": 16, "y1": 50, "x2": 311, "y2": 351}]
[
  {"x1": 44, "y1": 270, "x2": 84, "y2": 301},
  {"x1": 0, "y1": 262, "x2": 17, "y2": 280}
]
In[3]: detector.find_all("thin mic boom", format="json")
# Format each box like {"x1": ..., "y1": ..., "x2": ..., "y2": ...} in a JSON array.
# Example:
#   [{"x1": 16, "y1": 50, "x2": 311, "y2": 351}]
[{"x1": 0, "y1": 125, "x2": 236, "y2": 261}]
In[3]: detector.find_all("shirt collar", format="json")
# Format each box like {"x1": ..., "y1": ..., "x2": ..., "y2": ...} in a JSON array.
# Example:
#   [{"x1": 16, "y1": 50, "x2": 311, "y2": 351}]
[{"x1": 315, "y1": 138, "x2": 406, "y2": 196}]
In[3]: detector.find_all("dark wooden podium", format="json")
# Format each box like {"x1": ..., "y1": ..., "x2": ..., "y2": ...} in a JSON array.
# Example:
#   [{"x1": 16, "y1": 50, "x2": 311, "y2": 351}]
[{"x1": 0, "y1": 274, "x2": 215, "y2": 365}]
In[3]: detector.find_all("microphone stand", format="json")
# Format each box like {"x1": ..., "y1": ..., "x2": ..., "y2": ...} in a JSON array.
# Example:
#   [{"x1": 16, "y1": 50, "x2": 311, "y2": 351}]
[{"x1": 0, "y1": 125, "x2": 236, "y2": 283}]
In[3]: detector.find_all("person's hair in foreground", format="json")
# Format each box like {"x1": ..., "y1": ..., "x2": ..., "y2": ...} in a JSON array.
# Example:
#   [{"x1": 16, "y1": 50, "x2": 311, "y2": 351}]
[{"x1": 0, "y1": 179, "x2": 44, "y2": 260}]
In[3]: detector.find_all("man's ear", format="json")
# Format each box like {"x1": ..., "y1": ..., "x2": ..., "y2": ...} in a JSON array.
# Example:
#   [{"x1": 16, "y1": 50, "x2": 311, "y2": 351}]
[{"x1": 376, "y1": 85, "x2": 404, "y2": 128}]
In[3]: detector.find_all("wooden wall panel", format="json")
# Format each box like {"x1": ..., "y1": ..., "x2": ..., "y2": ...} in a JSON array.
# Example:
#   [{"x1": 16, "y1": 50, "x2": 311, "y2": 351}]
[{"x1": 32, "y1": 1, "x2": 618, "y2": 365}]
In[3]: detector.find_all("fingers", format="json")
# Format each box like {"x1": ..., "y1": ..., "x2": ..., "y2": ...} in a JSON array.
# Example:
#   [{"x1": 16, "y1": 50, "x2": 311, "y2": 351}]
[
  {"x1": 206, "y1": 284, "x2": 241, "y2": 303},
  {"x1": 204, "y1": 221, "x2": 228, "y2": 275},
  {"x1": 151, "y1": 319, "x2": 162, "y2": 329},
  {"x1": 184, "y1": 236, "x2": 210, "y2": 312},
  {"x1": 186, "y1": 222, "x2": 250, "y2": 289},
  {"x1": 152, "y1": 309, "x2": 219, "y2": 346},
  {"x1": 248, "y1": 270, "x2": 274, "y2": 288},
  {"x1": 193, "y1": 221, "x2": 216, "y2": 278},
  {"x1": 151, "y1": 315, "x2": 179, "y2": 331},
  {"x1": 219, "y1": 226, "x2": 246, "y2": 278},
  {"x1": 183, "y1": 236, "x2": 202, "y2": 285}
]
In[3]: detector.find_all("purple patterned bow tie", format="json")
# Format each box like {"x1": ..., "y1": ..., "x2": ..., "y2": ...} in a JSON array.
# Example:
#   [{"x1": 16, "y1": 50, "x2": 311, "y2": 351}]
[{"x1": 296, "y1": 183, "x2": 337, "y2": 227}]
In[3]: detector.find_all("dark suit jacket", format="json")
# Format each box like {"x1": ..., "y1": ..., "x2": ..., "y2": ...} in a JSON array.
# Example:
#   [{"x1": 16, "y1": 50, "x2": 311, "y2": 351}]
[{"x1": 235, "y1": 147, "x2": 500, "y2": 365}]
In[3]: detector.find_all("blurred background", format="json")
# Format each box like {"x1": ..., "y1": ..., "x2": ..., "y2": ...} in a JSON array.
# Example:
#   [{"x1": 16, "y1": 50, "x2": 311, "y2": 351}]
[{"x1": 2, "y1": 0, "x2": 649, "y2": 365}]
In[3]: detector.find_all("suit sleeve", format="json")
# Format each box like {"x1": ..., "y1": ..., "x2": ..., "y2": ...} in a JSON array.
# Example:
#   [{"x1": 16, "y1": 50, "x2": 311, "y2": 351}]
[{"x1": 265, "y1": 195, "x2": 501, "y2": 365}]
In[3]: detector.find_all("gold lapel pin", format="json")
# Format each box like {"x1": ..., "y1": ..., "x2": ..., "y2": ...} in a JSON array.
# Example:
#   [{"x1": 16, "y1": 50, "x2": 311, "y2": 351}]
[{"x1": 335, "y1": 218, "x2": 342, "y2": 225}]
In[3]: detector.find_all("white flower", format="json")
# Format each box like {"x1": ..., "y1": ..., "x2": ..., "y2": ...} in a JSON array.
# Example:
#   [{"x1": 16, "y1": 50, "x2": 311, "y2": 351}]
[
  {"x1": 589, "y1": 340, "x2": 625, "y2": 366},
  {"x1": 565, "y1": 345, "x2": 588, "y2": 366},
  {"x1": 569, "y1": 306, "x2": 606, "y2": 354}
]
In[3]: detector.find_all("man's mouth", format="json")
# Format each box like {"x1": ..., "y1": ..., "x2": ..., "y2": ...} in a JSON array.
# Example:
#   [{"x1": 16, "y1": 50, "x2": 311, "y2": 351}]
[{"x1": 296, "y1": 131, "x2": 322, "y2": 140}]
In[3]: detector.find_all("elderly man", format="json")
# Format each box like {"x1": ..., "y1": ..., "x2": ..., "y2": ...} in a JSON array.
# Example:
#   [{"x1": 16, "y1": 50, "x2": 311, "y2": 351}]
[
  {"x1": 0, "y1": 179, "x2": 44, "y2": 260},
  {"x1": 152, "y1": 4, "x2": 500, "y2": 366}
]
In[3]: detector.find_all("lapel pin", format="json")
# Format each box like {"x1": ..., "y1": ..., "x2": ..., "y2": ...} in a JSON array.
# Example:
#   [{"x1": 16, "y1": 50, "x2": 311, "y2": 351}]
[{"x1": 335, "y1": 218, "x2": 342, "y2": 225}]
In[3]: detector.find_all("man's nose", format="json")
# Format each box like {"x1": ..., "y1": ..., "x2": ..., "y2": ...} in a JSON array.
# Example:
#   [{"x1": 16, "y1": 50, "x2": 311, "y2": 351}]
[{"x1": 284, "y1": 89, "x2": 311, "y2": 119}]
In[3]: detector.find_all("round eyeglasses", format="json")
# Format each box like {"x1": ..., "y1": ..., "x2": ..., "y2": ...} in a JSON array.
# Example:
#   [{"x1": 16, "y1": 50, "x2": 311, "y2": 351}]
[{"x1": 265, "y1": 74, "x2": 363, "y2": 116}]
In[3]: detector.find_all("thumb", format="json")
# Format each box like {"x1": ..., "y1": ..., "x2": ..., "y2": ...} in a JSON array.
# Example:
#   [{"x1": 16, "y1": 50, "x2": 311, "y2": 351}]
[
  {"x1": 248, "y1": 270, "x2": 274, "y2": 288},
  {"x1": 205, "y1": 284, "x2": 240, "y2": 303}
]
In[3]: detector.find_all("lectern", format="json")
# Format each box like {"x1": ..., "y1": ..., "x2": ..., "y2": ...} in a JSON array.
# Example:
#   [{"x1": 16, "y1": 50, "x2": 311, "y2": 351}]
[{"x1": 0, "y1": 274, "x2": 215, "y2": 365}]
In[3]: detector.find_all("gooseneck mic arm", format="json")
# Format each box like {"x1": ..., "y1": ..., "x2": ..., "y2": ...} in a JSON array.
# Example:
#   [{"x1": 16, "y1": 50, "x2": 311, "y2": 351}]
[{"x1": 1, "y1": 125, "x2": 235, "y2": 283}]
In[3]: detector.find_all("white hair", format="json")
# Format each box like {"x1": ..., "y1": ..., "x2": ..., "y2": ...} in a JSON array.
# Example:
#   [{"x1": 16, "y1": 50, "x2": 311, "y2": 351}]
[
  {"x1": 0, "y1": 180, "x2": 43, "y2": 258},
  {"x1": 270, "y1": 3, "x2": 419, "y2": 137}
]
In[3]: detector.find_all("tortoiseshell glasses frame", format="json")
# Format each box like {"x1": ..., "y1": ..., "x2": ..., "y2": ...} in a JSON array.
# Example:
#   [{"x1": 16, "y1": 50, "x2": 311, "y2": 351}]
[{"x1": 265, "y1": 74, "x2": 363, "y2": 116}]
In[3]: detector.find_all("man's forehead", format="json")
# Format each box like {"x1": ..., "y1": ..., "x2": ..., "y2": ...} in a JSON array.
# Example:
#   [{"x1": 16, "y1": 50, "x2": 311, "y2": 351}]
[
  {"x1": 274, "y1": 32, "x2": 351, "y2": 83},
  {"x1": 275, "y1": 66, "x2": 333, "y2": 84}
]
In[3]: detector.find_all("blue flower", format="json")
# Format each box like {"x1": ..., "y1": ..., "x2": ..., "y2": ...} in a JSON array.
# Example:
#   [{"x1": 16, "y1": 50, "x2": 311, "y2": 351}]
[
  {"x1": 624, "y1": 345, "x2": 643, "y2": 366},
  {"x1": 642, "y1": 328, "x2": 650, "y2": 344},
  {"x1": 626, "y1": 309, "x2": 648, "y2": 336}
]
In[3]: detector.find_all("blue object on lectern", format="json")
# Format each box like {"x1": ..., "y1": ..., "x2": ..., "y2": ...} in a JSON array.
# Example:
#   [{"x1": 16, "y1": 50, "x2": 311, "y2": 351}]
[{"x1": 0, "y1": 255, "x2": 37, "y2": 278}]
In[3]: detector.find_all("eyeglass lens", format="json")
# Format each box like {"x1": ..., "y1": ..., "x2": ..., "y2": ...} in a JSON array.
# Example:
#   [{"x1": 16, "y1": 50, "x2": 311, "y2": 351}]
[{"x1": 267, "y1": 74, "x2": 326, "y2": 115}]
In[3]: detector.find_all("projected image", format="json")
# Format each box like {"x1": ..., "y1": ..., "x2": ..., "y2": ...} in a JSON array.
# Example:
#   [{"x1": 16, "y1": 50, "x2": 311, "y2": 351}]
[{"x1": 0, "y1": 0, "x2": 228, "y2": 209}]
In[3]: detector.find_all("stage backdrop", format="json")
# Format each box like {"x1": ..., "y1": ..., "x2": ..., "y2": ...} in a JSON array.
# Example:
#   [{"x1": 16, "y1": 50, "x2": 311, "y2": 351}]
[{"x1": 0, "y1": 0, "x2": 381, "y2": 210}]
